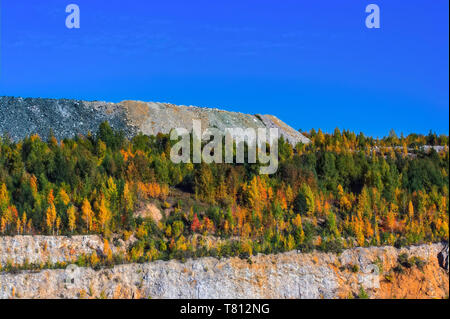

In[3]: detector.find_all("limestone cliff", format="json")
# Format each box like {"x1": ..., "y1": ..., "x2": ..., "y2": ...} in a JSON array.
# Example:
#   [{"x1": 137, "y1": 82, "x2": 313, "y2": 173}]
[{"x1": 0, "y1": 236, "x2": 447, "y2": 299}]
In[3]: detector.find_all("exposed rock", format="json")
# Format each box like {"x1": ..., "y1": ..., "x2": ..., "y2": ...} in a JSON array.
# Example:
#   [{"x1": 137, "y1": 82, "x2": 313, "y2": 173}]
[
  {"x1": 438, "y1": 242, "x2": 449, "y2": 272},
  {"x1": 0, "y1": 96, "x2": 310, "y2": 146},
  {"x1": 133, "y1": 202, "x2": 163, "y2": 222},
  {"x1": 0, "y1": 235, "x2": 125, "y2": 267},
  {"x1": 0, "y1": 235, "x2": 103, "y2": 267},
  {"x1": 0, "y1": 97, "x2": 133, "y2": 142},
  {"x1": 0, "y1": 239, "x2": 447, "y2": 299}
]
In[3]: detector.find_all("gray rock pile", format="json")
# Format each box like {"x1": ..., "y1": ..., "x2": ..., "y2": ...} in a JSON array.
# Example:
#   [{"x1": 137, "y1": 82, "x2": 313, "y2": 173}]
[
  {"x1": 0, "y1": 96, "x2": 133, "y2": 142},
  {"x1": 0, "y1": 96, "x2": 310, "y2": 145}
]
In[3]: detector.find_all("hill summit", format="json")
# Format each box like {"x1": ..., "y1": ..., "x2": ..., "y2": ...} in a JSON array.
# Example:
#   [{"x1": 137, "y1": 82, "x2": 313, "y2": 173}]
[{"x1": 0, "y1": 96, "x2": 309, "y2": 145}]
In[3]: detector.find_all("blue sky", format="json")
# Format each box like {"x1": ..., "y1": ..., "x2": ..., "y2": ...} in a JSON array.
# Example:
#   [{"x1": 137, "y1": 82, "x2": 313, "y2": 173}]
[{"x1": 0, "y1": 0, "x2": 448, "y2": 137}]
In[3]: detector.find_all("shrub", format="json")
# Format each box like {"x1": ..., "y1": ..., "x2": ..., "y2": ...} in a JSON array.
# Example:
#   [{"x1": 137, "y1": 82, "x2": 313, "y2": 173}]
[
  {"x1": 357, "y1": 286, "x2": 369, "y2": 299},
  {"x1": 385, "y1": 272, "x2": 393, "y2": 282},
  {"x1": 393, "y1": 265, "x2": 404, "y2": 274},
  {"x1": 351, "y1": 264, "x2": 360, "y2": 273},
  {"x1": 410, "y1": 256, "x2": 427, "y2": 270},
  {"x1": 398, "y1": 253, "x2": 412, "y2": 268}
]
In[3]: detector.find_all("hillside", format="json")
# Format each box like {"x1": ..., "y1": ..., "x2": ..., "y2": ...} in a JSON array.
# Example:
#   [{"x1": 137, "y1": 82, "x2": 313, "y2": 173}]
[{"x1": 0, "y1": 97, "x2": 448, "y2": 299}]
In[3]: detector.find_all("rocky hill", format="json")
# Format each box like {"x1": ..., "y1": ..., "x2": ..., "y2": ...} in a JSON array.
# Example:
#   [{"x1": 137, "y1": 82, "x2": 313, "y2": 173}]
[
  {"x1": 0, "y1": 236, "x2": 448, "y2": 299},
  {"x1": 0, "y1": 96, "x2": 310, "y2": 145}
]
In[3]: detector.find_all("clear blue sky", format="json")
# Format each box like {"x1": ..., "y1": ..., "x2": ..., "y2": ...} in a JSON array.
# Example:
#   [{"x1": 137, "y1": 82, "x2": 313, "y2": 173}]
[{"x1": 0, "y1": 0, "x2": 448, "y2": 137}]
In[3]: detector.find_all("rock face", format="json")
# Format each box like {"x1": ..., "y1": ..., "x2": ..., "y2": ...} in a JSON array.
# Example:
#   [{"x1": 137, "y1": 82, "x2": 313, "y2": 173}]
[
  {"x1": 0, "y1": 235, "x2": 129, "y2": 268},
  {"x1": 0, "y1": 236, "x2": 104, "y2": 267},
  {"x1": 0, "y1": 96, "x2": 310, "y2": 145},
  {"x1": 0, "y1": 237, "x2": 448, "y2": 299},
  {"x1": 0, "y1": 97, "x2": 133, "y2": 142},
  {"x1": 438, "y1": 243, "x2": 449, "y2": 272}
]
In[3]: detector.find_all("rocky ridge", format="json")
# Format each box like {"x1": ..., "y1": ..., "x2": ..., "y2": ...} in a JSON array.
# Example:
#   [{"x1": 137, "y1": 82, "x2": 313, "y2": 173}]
[
  {"x1": 0, "y1": 235, "x2": 127, "y2": 267},
  {"x1": 0, "y1": 236, "x2": 447, "y2": 299},
  {"x1": 0, "y1": 96, "x2": 310, "y2": 146}
]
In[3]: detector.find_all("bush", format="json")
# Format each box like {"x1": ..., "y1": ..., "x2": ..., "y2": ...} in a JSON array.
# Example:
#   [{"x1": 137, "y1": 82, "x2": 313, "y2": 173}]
[
  {"x1": 351, "y1": 264, "x2": 360, "y2": 273},
  {"x1": 385, "y1": 272, "x2": 393, "y2": 282},
  {"x1": 398, "y1": 253, "x2": 411, "y2": 268},
  {"x1": 321, "y1": 239, "x2": 343, "y2": 254},
  {"x1": 357, "y1": 286, "x2": 369, "y2": 299},
  {"x1": 410, "y1": 256, "x2": 427, "y2": 270},
  {"x1": 239, "y1": 251, "x2": 250, "y2": 260},
  {"x1": 393, "y1": 265, "x2": 404, "y2": 274},
  {"x1": 397, "y1": 253, "x2": 426, "y2": 270},
  {"x1": 374, "y1": 257, "x2": 384, "y2": 274}
]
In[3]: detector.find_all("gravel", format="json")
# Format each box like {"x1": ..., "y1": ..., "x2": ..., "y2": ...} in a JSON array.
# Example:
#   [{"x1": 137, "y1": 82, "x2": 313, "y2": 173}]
[{"x1": 0, "y1": 96, "x2": 310, "y2": 145}]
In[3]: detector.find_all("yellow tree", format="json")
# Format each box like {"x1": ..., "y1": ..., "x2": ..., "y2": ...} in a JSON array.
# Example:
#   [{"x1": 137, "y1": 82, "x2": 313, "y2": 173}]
[
  {"x1": 2, "y1": 206, "x2": 13, "y2": 233},
  {"x1": 56, "y1": 216, "x2": 61, "y2": 235},
  {"x1": 27, "y1": 219, "x2": 33, "y2": 234},
  {"x1": 316, "y1": 129, "x2": 325, "y2": 146},
  {"x1": 58, "y1": 189, "x2": 71, "y2": 206},
  {"x1": 123, "y1": 182, "x2": 134, "y2": 213},
  {"x1": 292, "y1": 214, "x2": 305, "y2": 244},
  {"x1": 302, "y1": 184, "x2": 315, "y2": 216},
  {"x1": 21, "y1": 212, "x2": 27, "y2": 234},
  {"x1": 45, "y1": 203, "x2": 57, "y2": 234},
  {"x1": 408, "y1": 201, "x2": 414, "y2": 219},
  {"x1": 373, "y1": 218, "x2": 381, "y2": 245},
  {"x1": 364, "y1": 219, "x2": 374, "y2": 239},
  {"x1": 286, "y1": 185, "x2": 294, "y2": 208},
  {"x1": 356, "y1": 186, "x2": 371, "y2": 218},
  {"x1": 402, "y1": 142, "x2": 408, "y2": 158},
  {"x1": 103, "y1": 239, "x2": 113, "y2": 262},
  {"x1": 286, "y1": 234, "x2": 296, "y2": 251},
  {"x1": 67, "y1": 205, "x2": 77, "y2": 233},
  {"x1": 30, "y1": 175, "x2": 38, "y2": 196},
  {"x1": 0, "y1": 183, "x2": 10, "y2": 212},
  {"x1": 0, "y1": 217, "x2": 6, "y2": 233},
  {"x1": 353, "y1": 216, "x2": 365, "y2": 246},
  {"x1": 247, "y1": 176, "x2": 259, "y2": 211},
  {"x1": 81, "y1": 199, "x2": 93, "y2": 232},
  {"x1": 385, "y1": 209, "x2": 396, "y2": 233},
  {"x1": 106, "y1": 177, "x2": 118, "y2": 206},
  {"x1": 337, "y1": 184, "x2": 352, "y2": 213},
  {"x1": 47, "y1": 189, "x2": 55, "y2": 205},
  {"x1": 216, "y1": 177, "x2": 228, "y2": 204},
  {"x1": 15, "y1": 217, "x2": 21, "y2": 235},
  {"x1": 97, "y1": 197, "x2": 111, "y2": 233}
]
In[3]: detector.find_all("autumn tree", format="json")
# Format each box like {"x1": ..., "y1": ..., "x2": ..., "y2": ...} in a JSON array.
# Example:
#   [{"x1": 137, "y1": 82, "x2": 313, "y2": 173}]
[
  {"x1": 81, "y1": 199, "x2": 93, "y2": 232},
  {"x1": 67, "y1": 205, "x2": 77, "y2": 233}
]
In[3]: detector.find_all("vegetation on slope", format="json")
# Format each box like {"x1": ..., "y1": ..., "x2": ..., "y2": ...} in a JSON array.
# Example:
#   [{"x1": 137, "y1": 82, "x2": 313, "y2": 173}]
[{"x1": 0, "y1": 123, "x2": 448, "y2": 263}]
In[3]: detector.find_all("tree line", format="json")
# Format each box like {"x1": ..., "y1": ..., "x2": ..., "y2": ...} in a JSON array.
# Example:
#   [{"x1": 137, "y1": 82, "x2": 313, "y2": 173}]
[{"x1": 0, "y1": 123, "x2": 448, "y2": 262}]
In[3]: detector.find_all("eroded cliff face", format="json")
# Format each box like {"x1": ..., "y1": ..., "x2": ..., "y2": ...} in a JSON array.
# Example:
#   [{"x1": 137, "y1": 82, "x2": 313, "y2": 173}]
[
  {"x1": 0, "y1": 236, "x2": 127, "y2": 267},
  {"x1": 0, "y1": 236, "x2": 447, "y2": 299},
  {"x1": 0, "y1": 236, "x2": 103, "y2": 267}
]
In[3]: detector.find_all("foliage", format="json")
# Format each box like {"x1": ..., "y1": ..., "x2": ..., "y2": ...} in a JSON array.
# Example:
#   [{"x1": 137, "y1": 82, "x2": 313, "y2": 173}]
[{"x1": 0, "y1": 123, "x2": 448, "y2": 261}]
